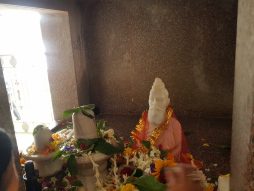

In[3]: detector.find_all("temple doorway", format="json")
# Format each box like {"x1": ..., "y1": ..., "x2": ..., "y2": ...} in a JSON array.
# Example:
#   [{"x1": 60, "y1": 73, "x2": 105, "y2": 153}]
[{"x1": 0, "y1": 9, "x2": 54, "y2": 151}]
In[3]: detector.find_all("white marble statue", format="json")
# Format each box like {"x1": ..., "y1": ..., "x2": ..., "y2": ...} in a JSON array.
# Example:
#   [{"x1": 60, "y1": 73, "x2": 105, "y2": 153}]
[{"x1": 131, "y1": 77, "x2": 188, "y2": 161}]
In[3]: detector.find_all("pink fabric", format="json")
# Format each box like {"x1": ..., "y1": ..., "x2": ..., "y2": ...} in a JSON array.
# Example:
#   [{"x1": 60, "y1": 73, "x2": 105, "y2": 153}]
[
  {"x1": 132, "y1": 110, "x2": 189, "y2": 161},
  {"x1": 154, "y1": 117, "x2": 182, "y2": 159}
]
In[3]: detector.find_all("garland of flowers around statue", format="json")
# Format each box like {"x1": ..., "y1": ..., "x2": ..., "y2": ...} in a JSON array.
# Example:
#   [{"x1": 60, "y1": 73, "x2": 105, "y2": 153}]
[
  {"x1": 21, "y1": 104, "x2": 214, "y2": 191},
  {"x1": 131, "y1": 107, "x2": 173, "y2": 146}
]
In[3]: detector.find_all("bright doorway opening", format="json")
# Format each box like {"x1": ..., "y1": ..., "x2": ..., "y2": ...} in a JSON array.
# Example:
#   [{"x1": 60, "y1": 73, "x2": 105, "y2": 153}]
[{"x1": 0, "y1": 9, "x2": 55, "y2": 151}]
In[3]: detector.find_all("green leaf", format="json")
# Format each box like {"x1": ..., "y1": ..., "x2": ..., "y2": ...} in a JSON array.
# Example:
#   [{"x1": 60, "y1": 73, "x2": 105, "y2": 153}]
[
  {"x1": 80, "y1": 104, "x2": 95, "y2": 110},
  {"x1": 63, "y1": 108, "x2": 81, "y2": 118},
  {"x1": 160, "y1": 149, "x2": 169, "y2": 159},
  {"x1": 96, "y1": 120, "x2": 108, "y2": 136},
  {"x1": 67, "y1": 155, "x2": 78, "y2": 176},
  {"x1": 81, "y1": 109, "x2": 94, "y2": 119},
  {"x1": 94, "y1": 139, "x2": 123, "y2": 155},
  {"x1": 133, "y1": 176, "x2": 166, "y2": 191},
  {"x1": 81, "y1": 104, "x2": 95, "y2": 118},
  {"x1": 53, "y1": 150, "x2": 64, "y2": 160},
  {"x1": 63, "y1": 104, "x2": 96, "y2": 119},
  {"x1": 96, "y1": 120, "x2": 107, "y2": 130},
  {"x1": 132, "y1": 168, "x2": 143, "y2": 177},
  {"x1": 141, "y1": 140, "x2": 151, "y2": 150}
]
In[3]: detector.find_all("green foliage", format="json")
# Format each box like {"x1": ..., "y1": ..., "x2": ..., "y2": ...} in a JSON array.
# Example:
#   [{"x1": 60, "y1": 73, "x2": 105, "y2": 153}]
[
  {"x1": 94, "y1": 139, "x2": 123, "y2": 155},
  {"x1": 53, "y1": 149, "x2": 64, "y2": 160},
  {"x1": 132, "y1": 168, "x2": 143, "y2": 177},
  {"x1": 63, "y1": 104, "x2": 95, "y2": 119},
  {"x1": 96, "y1": 120, "x2": 107, "y2": 136},
  {"x1": 141, "y1": 140, "x2": 151, "y2": 150},
  {"x1": 133, "y1": 175, "x2": 167, "y2": 191},
  {"x1": 160, "y1": 149, "x2": 169, "y2": 159},
  {"x1": 76, "y1": 138, "x2": 123, "y2": 155},
  {"x1": 67, "y1": 155, "x2": 78, "y2": 176}
]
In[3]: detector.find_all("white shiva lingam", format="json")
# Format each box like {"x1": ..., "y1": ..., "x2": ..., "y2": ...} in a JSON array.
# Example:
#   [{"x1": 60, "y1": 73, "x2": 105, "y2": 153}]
[
  {"x1": 23, "y1": 125, "x2": 64, "y2": 177},
  {"x1": 72, "y1": 111, "x2": 110, "y2": 191}
]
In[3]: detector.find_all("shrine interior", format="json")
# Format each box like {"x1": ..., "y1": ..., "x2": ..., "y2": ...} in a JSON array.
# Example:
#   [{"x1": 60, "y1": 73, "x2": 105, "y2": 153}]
[
  {"x1": 85, "y1": 0, "x2": 237, "y2": 183},
  {"x1": 1, "y1": 0, "x2": 253, "y2": 190}
]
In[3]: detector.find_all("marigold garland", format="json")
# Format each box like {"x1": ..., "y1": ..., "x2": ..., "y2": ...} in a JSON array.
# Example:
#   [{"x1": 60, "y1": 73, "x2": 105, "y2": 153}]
[{"x1": 131, "y1": 106, "x2": 173, "y2": 146}]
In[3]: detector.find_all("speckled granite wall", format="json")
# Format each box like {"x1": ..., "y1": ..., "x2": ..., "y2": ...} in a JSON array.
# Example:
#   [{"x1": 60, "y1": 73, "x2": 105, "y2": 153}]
[{"x1": 83, "y1": 0, "x2": 237, "y2": 116}]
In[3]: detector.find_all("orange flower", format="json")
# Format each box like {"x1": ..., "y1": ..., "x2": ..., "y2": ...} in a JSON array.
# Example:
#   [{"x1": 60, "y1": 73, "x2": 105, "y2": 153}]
[
  {"x1": 120, "y1": 183, "x2": 137, "y2": 191},
  {"x1": 123, "y1": 147, "x2": 134, "y2": 157},
  {"x1": 52, "y1": 133, "x2": 60, "y2": 141},
  {"x1": 204, "y1": 183, "x2": 214, "y2": 191},
  {"x1": 20, "y1": 157, "x2": 26, "y2": 165},
  {"x1": 151, "y1": 159, "x2": 176, "y2": 178}
]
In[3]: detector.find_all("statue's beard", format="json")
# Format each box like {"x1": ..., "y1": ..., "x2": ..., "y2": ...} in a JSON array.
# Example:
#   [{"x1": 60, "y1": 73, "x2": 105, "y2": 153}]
[{"x1": 148, "y1": 108, "x2": 166, "y2": 126}]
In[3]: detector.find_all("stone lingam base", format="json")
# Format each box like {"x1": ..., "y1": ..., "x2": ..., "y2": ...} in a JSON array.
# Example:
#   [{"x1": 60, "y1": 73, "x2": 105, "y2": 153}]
[
  {"x1": 76, "y1": 153, "x2": 110, "y2": 191},
  {"x1": 23, "y1": 152, "x2": 63, "y2": 177}
]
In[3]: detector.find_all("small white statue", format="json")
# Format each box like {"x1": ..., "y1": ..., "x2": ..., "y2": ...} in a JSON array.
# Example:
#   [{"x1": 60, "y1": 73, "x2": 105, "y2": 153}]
[
  {"x1": 131, "y1": 77, "x2": 188, "y2": 161},
  {"x1": 147, "y1": 78, "x2": 170, "y2": 134}
]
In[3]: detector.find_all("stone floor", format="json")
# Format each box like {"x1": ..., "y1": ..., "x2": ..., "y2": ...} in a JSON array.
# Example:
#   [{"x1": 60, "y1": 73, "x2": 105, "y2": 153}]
[{"x1": 99, "y1": 114, "x2": 232, "y2": 184}]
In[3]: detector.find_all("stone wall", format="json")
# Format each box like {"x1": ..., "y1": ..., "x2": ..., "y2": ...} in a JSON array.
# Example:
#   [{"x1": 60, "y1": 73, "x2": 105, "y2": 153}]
[
  {"x1": 0, "y1": 64, "x2": 24, "y2": 190},
  {"x1": 83, "y1": 0, "x2": 237, "y2": 117},
  {"x1": 231, "y1": 0, "x2": 254, "y2": 190}
]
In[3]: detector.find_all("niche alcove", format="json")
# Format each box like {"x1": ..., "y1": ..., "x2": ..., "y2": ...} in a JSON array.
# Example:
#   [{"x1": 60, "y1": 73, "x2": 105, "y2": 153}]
[
  {"x1": 0, "y1": 0, "x2": 253, "y2": 190},
  {"x1": 83, "y1": 0, "x2": 237, "y2": 185}
]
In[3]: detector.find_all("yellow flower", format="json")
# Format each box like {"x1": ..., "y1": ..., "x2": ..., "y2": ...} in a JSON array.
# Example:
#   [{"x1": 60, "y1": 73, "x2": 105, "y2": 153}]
[
  {"x1": 124, "y1": 147, "x2": 133, "y2": 157},
  {"x1": 49, "y1": 141, "x2": 60, "y2": 150},
  {"x1": 120, "y1": 183, "x2": 137, "y2": 191},
  {"x1": 151, "y1": 159, "x2": 176, "y2": 178},
  {"x1": 52, "y1": 133, "x2": 61, "y2": 141}
]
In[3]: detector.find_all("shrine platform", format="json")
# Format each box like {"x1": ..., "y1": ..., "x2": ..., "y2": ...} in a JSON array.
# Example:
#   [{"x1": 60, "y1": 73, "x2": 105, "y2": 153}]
[{"x1": 99, "y1": 114, "x2": 231, "y2": 184}]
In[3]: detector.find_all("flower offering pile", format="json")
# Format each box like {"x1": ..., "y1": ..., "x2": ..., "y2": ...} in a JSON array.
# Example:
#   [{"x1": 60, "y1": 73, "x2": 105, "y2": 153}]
[
  {"x1": 21, "y1": 104, "x2": 215, "y2": 191},
  {"x1": 101, "y1": 141, "x2": 214, "y2": 191}
]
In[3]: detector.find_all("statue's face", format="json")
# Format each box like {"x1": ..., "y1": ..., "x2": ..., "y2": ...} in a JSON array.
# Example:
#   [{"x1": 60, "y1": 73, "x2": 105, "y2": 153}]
[{"x1": 148, "y1": 90, "x2": 169, "y2": 125}]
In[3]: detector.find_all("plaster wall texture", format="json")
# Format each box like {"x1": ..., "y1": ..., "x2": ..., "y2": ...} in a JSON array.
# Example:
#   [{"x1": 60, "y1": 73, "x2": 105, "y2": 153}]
[
  {"x1": 230, "y1": 0, "x2": 254, "y2": 190},
  {"x1": 84, "y1": 0, "x2": 237, "y2": 117},
  {"x1": 40, "y1": 11, "x2": 79, "y2": 120}
]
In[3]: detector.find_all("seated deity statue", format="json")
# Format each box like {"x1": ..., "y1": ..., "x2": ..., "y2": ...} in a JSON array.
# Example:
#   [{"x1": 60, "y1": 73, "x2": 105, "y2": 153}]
[{"x1": 131, "y1": 78, "x2": 189, "y2": 161}]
